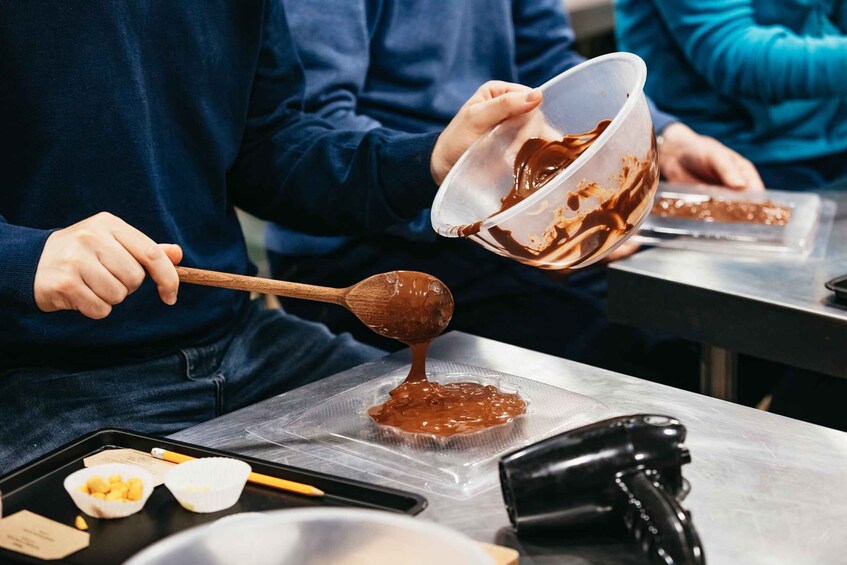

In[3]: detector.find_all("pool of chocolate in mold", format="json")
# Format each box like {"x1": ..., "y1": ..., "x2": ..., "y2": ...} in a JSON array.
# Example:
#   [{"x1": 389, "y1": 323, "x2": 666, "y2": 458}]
[
  {"x1": 367, "y1": 374, "x2": 528, "y2": 437},
  {"x1": 651, "y1": 196, "x2": 792, "y2": 225}
]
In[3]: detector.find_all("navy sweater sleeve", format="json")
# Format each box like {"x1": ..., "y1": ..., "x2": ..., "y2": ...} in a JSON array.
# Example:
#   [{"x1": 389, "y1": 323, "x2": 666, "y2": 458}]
[
  {"x1": 228, "y1": 0, "x2": 437, "y2": 234},
  {"x1": 0, "y1": 219, "x2": 52, "y2": 308}
]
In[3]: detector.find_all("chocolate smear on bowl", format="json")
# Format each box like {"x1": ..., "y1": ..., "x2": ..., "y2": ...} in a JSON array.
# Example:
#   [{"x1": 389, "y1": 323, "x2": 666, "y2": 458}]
[{"x1": 457, "y1": 120, "x2": 659, "y2": 270}]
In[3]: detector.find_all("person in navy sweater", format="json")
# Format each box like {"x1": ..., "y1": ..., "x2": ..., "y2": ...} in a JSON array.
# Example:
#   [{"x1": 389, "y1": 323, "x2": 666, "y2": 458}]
[
  {"x1": 264, "y1": 0, "x2": 763, "y2": 380},
  {"x1": 0, "y1": 1, "x2": 542, "y2": 472}
]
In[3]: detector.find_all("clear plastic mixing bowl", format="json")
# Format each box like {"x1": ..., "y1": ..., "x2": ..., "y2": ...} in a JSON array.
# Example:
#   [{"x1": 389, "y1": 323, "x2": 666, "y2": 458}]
[{"x1": 431, "y1": 52, "x2": 658, "y2": 270}]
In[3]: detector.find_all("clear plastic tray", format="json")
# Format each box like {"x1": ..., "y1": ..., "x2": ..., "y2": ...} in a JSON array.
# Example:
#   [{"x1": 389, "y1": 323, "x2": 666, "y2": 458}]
[
  {"x1": 247, "y1": 360, "x2": 609, "y2": 500},
  {"x1": 634, "y1": 183, "x2": 829, "y2": 258}
]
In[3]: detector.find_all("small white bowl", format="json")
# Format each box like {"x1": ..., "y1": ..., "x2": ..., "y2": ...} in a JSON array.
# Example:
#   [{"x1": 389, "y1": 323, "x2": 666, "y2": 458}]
[
  {"x1": 64, "y1": 463, "x2": 154, "y2": 519},
  {"x1": 164, "y1": 458, "x2": 251, "y2": 513}
]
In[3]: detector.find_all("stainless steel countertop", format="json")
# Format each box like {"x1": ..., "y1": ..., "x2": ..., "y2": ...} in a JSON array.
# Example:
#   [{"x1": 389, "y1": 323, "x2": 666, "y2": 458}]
[
  {"x1": 172, "y1": 332, "x2": 847, "y2": 565},
  {"x1": 609, "y1": 192, "x2": 847, "y2": 378}
]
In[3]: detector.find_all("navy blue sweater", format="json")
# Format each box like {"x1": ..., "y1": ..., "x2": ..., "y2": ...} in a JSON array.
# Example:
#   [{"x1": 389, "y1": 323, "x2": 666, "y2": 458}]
[{"x1": 0, "y1": 1, "x2": 438, "y2": 367}]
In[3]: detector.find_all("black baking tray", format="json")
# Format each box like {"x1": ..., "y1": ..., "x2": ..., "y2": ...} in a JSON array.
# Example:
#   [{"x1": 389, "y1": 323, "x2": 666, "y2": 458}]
[
  {"x1": 0, "y1": 429, "x2": 427, "y2": 564},
  {"x1": 825, "y1": 274, "x2": 847, "y2": 305}
]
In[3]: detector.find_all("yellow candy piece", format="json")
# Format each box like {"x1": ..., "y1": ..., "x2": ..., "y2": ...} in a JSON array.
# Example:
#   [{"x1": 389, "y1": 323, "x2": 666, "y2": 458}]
[
  {"x1": 80, "y1": 474, "x2": 144, "y2": 503},
  {"x1": 86, "y1": 476, "x2": 110, "y2": 494},
  {"x1": 127, "y1": 486, "x2": 143, "y2": 501},
  {"x1": 75, "y1": 515, "x2": 88, "y2": 531}
]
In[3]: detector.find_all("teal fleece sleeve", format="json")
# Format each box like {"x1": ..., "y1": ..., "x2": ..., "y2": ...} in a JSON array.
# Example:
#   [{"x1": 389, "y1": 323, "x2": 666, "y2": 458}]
[{"x1": 651, "y1": 0, "x2": 847, "y2": 102}]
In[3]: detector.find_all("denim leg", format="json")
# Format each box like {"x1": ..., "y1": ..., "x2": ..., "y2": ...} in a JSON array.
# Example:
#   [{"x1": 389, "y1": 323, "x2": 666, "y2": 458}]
[
  {"x1": 216, "y1": 300, "x2": 384, "y2": 414},
  {"x1": 0, "y1": 353, "x2": 220, "y2": 474}
]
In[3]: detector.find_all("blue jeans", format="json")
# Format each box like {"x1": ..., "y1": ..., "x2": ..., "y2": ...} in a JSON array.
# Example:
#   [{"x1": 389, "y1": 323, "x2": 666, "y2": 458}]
[{"x1": 0, "y1": 300, "x2": 382, "y2": 474}]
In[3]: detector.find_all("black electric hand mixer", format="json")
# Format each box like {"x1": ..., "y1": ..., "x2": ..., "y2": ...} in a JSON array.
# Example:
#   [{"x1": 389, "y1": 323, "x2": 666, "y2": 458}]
[{"x1": 500, "y1": 414, "x2": 704, "y2": 565}]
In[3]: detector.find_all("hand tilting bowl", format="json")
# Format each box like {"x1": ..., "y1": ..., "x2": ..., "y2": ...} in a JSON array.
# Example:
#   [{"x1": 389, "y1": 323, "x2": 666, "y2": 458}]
[{"x1": 431, "y1": 53, "x2": 659, "y2": 270}]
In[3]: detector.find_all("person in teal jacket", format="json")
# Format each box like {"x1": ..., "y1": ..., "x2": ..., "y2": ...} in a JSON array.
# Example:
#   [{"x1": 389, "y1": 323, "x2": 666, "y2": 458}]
[{"x1": 616, "y1": 0, "x2": 847, "y2": 190}]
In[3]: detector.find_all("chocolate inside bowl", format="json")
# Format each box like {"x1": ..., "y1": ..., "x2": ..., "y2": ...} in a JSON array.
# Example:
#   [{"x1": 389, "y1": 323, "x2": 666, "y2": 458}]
[
  {"x1": 366, "y1": 374, "x2": 529, "y2": 444},
  {"x1": 431, "y1": 53, "x2": 659, "y2": 270},
  {"x1": 457, "y1": 121, "x2": 658, "y2": 269}
]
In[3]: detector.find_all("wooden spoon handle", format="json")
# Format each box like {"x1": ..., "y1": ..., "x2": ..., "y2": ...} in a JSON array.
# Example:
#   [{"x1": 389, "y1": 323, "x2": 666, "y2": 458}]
[{"x1": 176, "y1": 266, "x2": 346, "y2": 305}]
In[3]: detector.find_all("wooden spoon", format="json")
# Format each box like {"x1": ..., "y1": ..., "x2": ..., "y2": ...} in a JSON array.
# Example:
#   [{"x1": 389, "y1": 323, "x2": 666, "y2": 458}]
[{"x1": 176, "y1": 266, "x2": 454, "y2": 345}]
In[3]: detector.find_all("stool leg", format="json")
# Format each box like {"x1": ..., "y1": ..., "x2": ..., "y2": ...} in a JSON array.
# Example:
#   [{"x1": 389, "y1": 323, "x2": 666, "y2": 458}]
[{"x1": 700, "y1": 344, "x2": 738, "y2": 402}]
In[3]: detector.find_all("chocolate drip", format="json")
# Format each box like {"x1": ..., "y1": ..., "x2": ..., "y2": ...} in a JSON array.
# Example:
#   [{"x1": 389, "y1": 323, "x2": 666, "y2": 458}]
[
  {"x1": 370, "y1": 123, "x2": 660, "y2": 437},
  {"x1": 458, "y1": 220, "x2": 483, "y2": 238},
  {"x1": 407, "y1": 342, "x2": 429, "y2": 383},
  {"x1": 651, "y1": 197, "x2": 791, "y2": 225}
]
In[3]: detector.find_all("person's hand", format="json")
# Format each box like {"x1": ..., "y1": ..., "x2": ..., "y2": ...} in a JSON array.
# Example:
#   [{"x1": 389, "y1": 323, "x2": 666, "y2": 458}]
[
  {"x1": 430, "y1": 81, "x2": 542, "y2": 185},
  {"x1": 658, "y1": 122, "x2": 765, "y2": 192},
  {"x1": 34, "y1": 212, "x2": 183, "y2": 320}
]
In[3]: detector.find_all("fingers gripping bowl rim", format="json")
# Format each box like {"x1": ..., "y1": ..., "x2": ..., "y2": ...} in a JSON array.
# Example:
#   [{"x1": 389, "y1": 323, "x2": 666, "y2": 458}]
[{"x1": 430, "y1": 53, "x2": 657, "y2": 270}]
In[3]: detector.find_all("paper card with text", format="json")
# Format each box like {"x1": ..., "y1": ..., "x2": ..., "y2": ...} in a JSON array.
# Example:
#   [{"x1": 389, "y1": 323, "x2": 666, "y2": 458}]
[
  {"x1": 83, "y1": 448, "x2": 174, "y2": 487},
  {"x1": 0, "y1": 510, "x2": 89, "y2": 560}
]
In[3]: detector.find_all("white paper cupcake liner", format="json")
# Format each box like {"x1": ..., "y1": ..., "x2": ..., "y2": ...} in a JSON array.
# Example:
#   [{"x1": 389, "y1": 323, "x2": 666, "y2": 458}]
[
  {"x1": 164, "y1": 458, "x2": 251, "y2": 513},
  {"x1": 64, "y1": 463, "x2": 155, "y2": 519}
]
